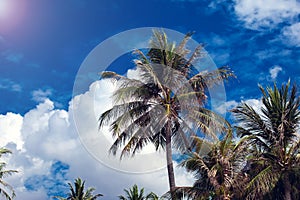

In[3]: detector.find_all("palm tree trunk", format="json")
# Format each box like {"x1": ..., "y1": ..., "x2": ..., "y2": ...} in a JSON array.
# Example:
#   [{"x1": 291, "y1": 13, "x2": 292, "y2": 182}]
[
  {"x1": 283, "y1": 174, "x2": 292, "y2": 200},
  {"x1": 166, "y1": 119, "x2": 176, "y2": 199}
]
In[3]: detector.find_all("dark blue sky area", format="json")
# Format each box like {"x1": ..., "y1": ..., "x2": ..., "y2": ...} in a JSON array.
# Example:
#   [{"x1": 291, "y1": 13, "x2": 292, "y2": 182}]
[{"x1": 0, "y1": 0, "x2": 299, "y2": 114}]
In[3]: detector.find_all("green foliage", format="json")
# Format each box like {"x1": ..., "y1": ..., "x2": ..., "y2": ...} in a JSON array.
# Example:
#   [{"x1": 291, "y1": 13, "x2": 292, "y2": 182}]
[
  {"x1": 173, "y1": 81, "x2": 300, "y2": 200},
  {"x1": 99, "y1": 29, "x2": 234, "y2": 157},
  {"x1": 174, "y1": 132, "x2": 248, "y2": 200},
  {"x1": 99, "y1": 29, "x2": 234, "y2": 198},
  {"x1": 232, "y1": 81, "x2": 300, "y2": 199},
  {"x1": 118, "y1": 184, "x2": 159, "y2": 200},
  {"x1": 54, "y1": 178, "x2": 102, "y2": 200},
  {"x1": 0, "y1": 148, "x2": 18, "y2": 200}
]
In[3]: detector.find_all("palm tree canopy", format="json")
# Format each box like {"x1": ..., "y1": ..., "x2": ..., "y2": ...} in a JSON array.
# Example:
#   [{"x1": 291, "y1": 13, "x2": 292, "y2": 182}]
[
  {"x1": 99, "y1": 29, "x2": 234, "y2": 199},
  {"x1": 54, "y1": 178, "x2": 102, "y2": 200},
  {"x1": 173, "y1": 132, "x2": 248, "y2": 200},
  {"x1": 232, "y1": 81, "x2": 300, "y2": 199},
  {"x1": 99, "y1": 29, "x2": 234, "y2": 157},
  {"x1": 118, "y1": 184, "x2": 159, "y2": 200}
]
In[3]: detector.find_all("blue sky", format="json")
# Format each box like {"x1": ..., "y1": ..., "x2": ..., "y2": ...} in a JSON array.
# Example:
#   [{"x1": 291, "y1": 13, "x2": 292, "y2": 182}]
[
  {"x1": 0, "y1": 0, "x2": 299, "y2": 199},
  {"x1": 0, "y1": 0, "x2": 299, "y2": 114}
]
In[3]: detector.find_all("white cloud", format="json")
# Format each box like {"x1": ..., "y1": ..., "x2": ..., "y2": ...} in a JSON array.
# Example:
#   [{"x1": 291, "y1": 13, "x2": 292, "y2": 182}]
[
  {"x1": 232, "y1": 0, "x2": 300, "y2": 47},
  {"x1": 269, "y1": 65, "x2": 282, "y2": 80},
  {"x1": 31, "y1": 89, "x2": 53, "y2": 103},
  {"x1": 216, "y1": 100, "x2": 239, "y2": 115},
  {"x1": 234, "y1": 0, "x2": 300, "y2": 30},
  {"x1": 0, "y1": 113, "x2": 23, "y2": 149},
  {"x1": 282, "y1": 22, "x2": 300, "y2": 47},
  {"x1": 218, "y1": 98, "x2": 265, "y2": 124},
  {"x1": 242, "y1": 98, "x2": 264, "y2": 116},
  {"x1": 1, "y1": 78, "x2": 193, "y2": 199}
]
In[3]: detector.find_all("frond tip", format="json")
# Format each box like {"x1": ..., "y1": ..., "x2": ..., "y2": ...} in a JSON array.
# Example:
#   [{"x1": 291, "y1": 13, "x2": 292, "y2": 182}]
[
  {"x1": 100, "y1": 71, "x2": 121, "y2": 79},
  {"x1": 0, "y1": 148, "x2": 17, "y2": 200}
]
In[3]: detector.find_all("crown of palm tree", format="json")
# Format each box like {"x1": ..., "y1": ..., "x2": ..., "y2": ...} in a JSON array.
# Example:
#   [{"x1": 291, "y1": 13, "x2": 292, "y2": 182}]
[
  {"x1": 99, "y1": 29, "x2": 234, "y2": 199},
  {"x1": 54, "y1": 178, "x2": 102, "y2": 200},
  {"x1": 171, "y1": 132, "x2": 248, "y2": 200},
  {"x1": 118, "y1": 184, "x2": 158, "y2": 200},
  {"x1": 100, "y1": 30, "x2": 234, "y2": 156},
  {"x1": 232, "y1": 81, "x2": 300, "y2": 200}
]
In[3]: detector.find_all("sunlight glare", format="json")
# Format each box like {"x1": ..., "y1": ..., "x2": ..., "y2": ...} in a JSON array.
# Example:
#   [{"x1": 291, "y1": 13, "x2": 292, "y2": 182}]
[
  {"x1": 0, "y1": 0, "x2": 10, "y2": 18},
  {"x1": 0, "y1": 0, "x2": 27, "y2": 32}
]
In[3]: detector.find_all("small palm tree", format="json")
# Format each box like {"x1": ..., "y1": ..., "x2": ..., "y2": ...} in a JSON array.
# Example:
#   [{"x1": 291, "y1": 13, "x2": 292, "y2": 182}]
[
  {"x1": 118, "y1": 184, "x2": 159, "y2": 200},
  {"x1": 54, "y1": 178, "x2": 102, "y2": 200},
  {"x1": 99, "y1": 30, "x2": 234, "y2": 198},
  {"x1": 174, "y1": 132, "x2": 248, "y2": 200},
  {"x1": 0, "y1": 148, "x2": 18, "y2": 200},
  {"x1": 232, "y1": 81, "x2": 300, "y2": 200}
]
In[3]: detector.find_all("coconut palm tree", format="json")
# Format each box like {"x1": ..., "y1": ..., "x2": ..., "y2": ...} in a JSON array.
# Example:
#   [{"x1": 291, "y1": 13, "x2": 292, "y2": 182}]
[
  {"x1": 172, "y1": 132, "x2": 248, "y2": 200},
  {"x1": 54, "y1": 178, "x2": 102, "y2": 200},
  {"x1": 118, "y1": 184, "x2": 159, "y2": 200},
  {"x1": 99, "y1": 30, "x2": 234, "y2": 198},
  {"x1": 0, "y1": 148, "x2": 17, "y2": 200},
  {"x1": 232, "y1": 81, "x2": 300, "y2": 200}
]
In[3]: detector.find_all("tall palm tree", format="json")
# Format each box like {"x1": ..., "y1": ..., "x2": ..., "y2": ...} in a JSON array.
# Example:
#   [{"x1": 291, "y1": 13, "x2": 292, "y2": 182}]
[
  {"x1": 0, "y1": 148, "x2": 17, "y2": 200},
  {"x1": 232, "y1": 81, "x2": 300, "y2": 200},
  {"x1": 54, "y1": 178, "x2": 102, "y2": 200},
  {"x1": 118, "y1": 184, "x2": 158, "y2": 200},
  {"x1": 99, "y1": 30, "x2": 234, "y2": 198},
  {"x1": 173, "y1": 132, "x2": 248, "y2": 200}
]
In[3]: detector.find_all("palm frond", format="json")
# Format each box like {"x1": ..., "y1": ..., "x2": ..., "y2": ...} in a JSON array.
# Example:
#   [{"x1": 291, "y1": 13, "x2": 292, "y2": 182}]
[
  {"x1": 0, "y1": 148, "x2": 17, "y2": 200},
  {"x1": 245, "y1": 165, "x2": 279, "y2": 199},
  {"x1": 189, "y1": 66, "x2": 235, "y2": 90}
]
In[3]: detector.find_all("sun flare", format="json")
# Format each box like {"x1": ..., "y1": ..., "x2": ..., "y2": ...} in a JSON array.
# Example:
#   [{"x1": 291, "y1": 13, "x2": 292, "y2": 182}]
[
  {"x1": 0, "y1": 0, "x2": 27, "y2": 31},
  {"x1": 0, "y1": 0, "x2": 10, "y2": 18}
]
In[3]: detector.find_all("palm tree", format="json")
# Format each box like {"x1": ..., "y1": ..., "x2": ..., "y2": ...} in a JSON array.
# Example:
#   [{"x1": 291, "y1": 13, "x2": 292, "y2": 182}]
[
  {"x1": 54, "y1": 178, "x2": 102, "y2": 200},
  {"x1": 0, "y1": 148, "x2": 17, "y2": 200},
  {"x1": 99, "y1": 30, "x2": 234, "y2": 198},
  {"x1": 173, "y1": 132, "x2": 248, "y2": 200},
  {"x1": 118, "y1": 184, "x2": 159, "y2": 200},
  {"x1": 232, "y1": 81, "x2": 300, "y2": 200}
]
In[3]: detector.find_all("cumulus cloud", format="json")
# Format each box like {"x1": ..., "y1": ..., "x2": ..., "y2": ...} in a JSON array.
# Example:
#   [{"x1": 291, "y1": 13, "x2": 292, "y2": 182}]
[
  {"x1": 1, "y1": 78, "x2": 194, "y2": 200},
  {"x1": 242, "y1": 98, "x2": 263, "y2": 112},
  {"x1": 0, "y1": 113, "x2": 23, "y2": 149},
  {"x1": 269, "y1": 65, "x2": 283, "y2": 80},
  {"x1": 233, "y1": 0, "x2": 300, "y2": 30},
  {"x1": 215, "y1": 100, "x2": 239, "y2": 115},
  {"x1": 282, "y1": 22, "x2": 300, "y2": 47},
  {"x1": 217, "y1": 98, "x2": 265, "y2": 123}
]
